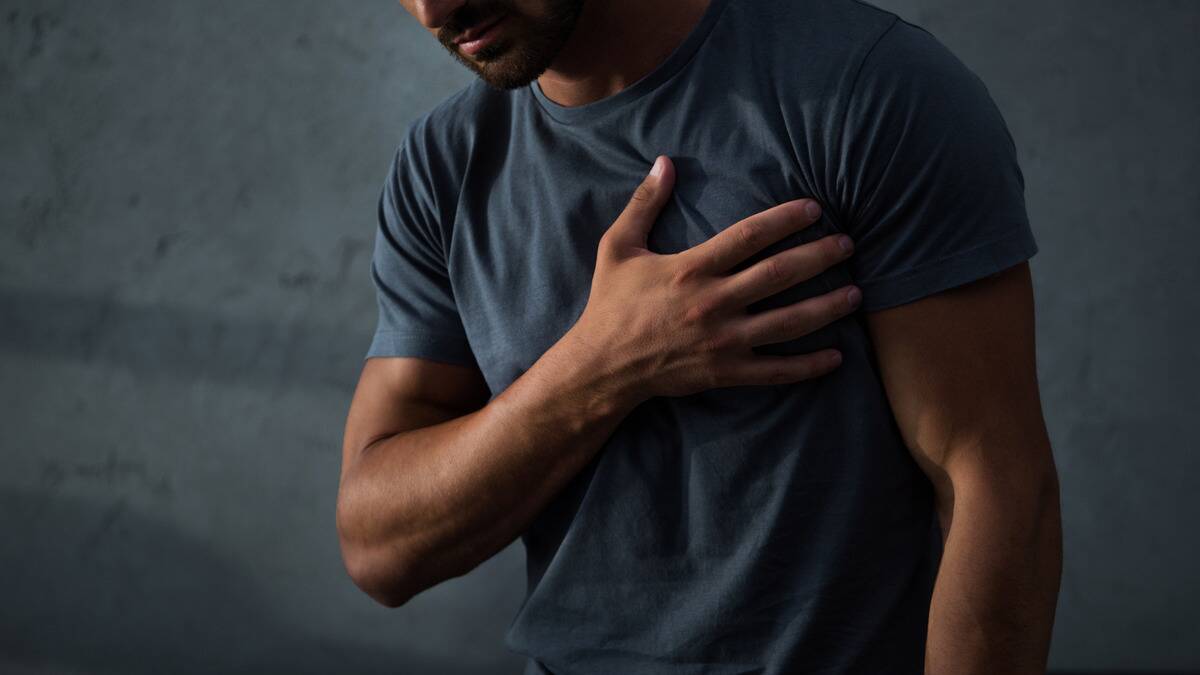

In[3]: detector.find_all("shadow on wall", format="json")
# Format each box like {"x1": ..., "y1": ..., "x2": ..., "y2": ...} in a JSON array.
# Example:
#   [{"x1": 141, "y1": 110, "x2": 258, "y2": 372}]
[{"x1": 0, "y1": 488, "x2": 501, "y2": 675}]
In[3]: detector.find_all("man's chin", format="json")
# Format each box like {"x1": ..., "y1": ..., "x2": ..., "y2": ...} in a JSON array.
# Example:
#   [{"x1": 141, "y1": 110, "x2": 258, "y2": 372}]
[
  {"x1": 456, "y1": 48, "x2": 548, "y2": 90},
  {"x1": 477, "y1": 67, "x2": 542, "y2": 90}
]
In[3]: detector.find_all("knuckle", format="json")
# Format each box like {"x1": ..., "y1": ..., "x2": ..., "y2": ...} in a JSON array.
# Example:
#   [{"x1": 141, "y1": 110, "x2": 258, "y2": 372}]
[
  {"x1": 819, "y1": 292, "x2": 843, "y2": 316},
  {"x1": 683, "y1": 297, "x2": 720, "y2": 326},
  {"x1": 630, "y1": 182, "x2": 655, "y2": 205},
  {"x1": 705, "y1": 328, "x2": 739, "y2": 352},
  {"x1": 761, "y1": 258, "x2": 788, "y2": 286},
  {"x1": 767, "y1": 366, "x2": 792, "y2": 385},
  {"x1": 770, "y1": 310, "x2": 801, "y2": 338},
  {"x1": 703, "y1": 364, "x2": 725, "y2": 390},
  {"x1": 686, "y1": 246, "x2": 721, "y2": 276},
  {"x1": 784, "y1": 317, "x2": 815, "y2": 342},
  {"x1": 669, "y1": 260, "x2": 703, "y2": 288},
  {"x1": 736, "y1": 222, "x2": 763, "y2": 251},
  {"x1": 595, "y1": 232, "x2": 617, "y2": 255}
]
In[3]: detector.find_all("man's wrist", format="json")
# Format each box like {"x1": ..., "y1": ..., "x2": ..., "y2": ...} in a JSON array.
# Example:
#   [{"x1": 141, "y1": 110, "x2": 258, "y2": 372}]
[{"x1": 540, "y1": 325, "x2": 648, "y2": 424}]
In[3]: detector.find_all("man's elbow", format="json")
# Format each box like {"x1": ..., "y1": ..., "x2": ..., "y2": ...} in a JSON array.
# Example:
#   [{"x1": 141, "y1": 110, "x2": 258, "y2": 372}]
[
  {"x1": 354, "y1": 569, "x2": 417, "y2": 610},
  {"x1": 335, "y1": 497, "x2": 421, "y2": 608},
  {"x1": 947, "y1": 444, "x2": 1060, "y2": 522},
  {"x1": 338, "y1": 536, "x2": 421, "y2": 608}
]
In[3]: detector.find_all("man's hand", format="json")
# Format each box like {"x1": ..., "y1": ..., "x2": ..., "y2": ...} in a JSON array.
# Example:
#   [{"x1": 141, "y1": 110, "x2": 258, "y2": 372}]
[
  {"x1": 569, "y1": 154, "x2": 862, "y2": 405},
  {"x1": 863, "y1": 261, "x2": 1061, "y2": 674}
]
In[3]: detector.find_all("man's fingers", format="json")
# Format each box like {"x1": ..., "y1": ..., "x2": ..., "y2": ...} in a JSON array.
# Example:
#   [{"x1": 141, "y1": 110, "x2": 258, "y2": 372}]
[
  {"x1": 720, "y1": 349, "x2": 844, "y2": 387},
  {"x1": 681, "y1": 198, "x2": 823, "y2": 274}
]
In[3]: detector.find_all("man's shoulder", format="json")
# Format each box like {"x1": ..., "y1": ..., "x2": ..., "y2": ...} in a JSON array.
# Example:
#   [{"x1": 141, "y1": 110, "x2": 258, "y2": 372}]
[
  {"x1": 740, "y1": 0, "x2": 901, "y2": 62},
  {"x1": 738, "y1": 0, "x2": 976, "y2": 88},
  {"x1": 401, "y1": 78, "x2": 509, "y2": 159},
  {"x1": 715, "y1": 0, "x2": 916, "y2": 128},
  {"x1": 759, "y1": 0, "x2": 898, "y2": 32},
  {"x1": 739, "y1": 0, "x2": 993, "y2": 133},
  {"x1": 389, "y1": 78, "x2": 511, "y2": 209}
]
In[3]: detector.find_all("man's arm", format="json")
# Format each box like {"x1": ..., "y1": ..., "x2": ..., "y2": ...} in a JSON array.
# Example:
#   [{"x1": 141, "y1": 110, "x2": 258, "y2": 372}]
[
  {"x1": 338, "y1": 331, "x2": 640, "y2": 608},
  {"x1": 863, "y1": 261, "x2": 1061, "y2": 674}
]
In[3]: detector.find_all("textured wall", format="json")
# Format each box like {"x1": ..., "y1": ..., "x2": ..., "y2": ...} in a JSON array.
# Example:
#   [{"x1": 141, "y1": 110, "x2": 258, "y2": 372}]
[{"x1": 1, "y1": 1, "x2": 1196, "y2": 673}]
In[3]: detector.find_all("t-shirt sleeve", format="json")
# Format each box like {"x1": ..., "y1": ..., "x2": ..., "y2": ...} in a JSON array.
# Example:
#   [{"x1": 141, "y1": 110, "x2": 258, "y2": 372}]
[
  {"x1": 363, "y1": 132, "x2": 478, "y2": 367},
  {"x1": 833, "y1": 18, "x2": 1038, "y2": 312}
]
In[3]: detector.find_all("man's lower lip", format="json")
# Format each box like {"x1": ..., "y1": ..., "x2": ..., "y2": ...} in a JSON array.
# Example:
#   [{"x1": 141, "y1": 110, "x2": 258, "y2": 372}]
[{"x1": 459, "y1": 16, "x2": 506, "y2": 55}]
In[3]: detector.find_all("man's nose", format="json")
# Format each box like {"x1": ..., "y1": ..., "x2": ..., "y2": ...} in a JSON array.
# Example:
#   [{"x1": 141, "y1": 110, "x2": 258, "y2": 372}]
[{"x1": 410, "y1": 0, "x2": 469, "y2": 29}]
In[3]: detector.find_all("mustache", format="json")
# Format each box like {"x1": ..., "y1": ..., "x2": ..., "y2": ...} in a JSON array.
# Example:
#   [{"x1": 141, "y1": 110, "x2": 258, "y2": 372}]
[{"x1": 441, "y1": 1, "x2": 510, "y2": 41}]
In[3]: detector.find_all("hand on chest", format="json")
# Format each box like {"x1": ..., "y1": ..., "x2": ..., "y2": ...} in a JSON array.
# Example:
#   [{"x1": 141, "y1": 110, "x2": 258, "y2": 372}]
[{"x1": 448, "y1": 153, "x2": 854, "y2": 394}]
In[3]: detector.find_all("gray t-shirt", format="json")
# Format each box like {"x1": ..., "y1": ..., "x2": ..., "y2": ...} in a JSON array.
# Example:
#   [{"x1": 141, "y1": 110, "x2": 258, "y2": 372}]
[{"x1": 365, "y1": 0, "x2": 1038, "y2": 672}]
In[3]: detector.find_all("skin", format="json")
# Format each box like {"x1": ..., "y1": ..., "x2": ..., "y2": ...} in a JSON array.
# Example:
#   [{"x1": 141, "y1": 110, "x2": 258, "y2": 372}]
[
  {"x1": 865, "y1": 261, "x2": 1061, "y2": 674},
  {"x1": 341, "y1": 2, "x2": 1063, "y2": 673}
]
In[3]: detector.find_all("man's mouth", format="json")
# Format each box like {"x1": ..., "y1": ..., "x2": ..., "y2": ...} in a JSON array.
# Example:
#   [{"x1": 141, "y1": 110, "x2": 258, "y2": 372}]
[{"x1": 452, "y1": 14, "x2": 506, "y2": 46}]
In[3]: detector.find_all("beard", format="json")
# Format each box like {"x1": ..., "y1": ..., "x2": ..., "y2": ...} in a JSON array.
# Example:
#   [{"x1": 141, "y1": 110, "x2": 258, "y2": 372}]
[{"x1": 436, "y1": 0, "x2": 587, "y2": 90}]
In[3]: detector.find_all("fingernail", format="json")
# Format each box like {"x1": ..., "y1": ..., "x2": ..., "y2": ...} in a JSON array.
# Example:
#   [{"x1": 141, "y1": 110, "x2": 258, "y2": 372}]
[
  {"x1": 806, "y1": 201, "x2": 821, "y2": 219},
  {"x1": 650, "y1": 156, "x2": 664, "y2": 177},
  {"x1": 846, "y1": 286, "x2": 862, "y2": 308},
  {"x1": 838, "y1": 235, "x2": 854, "y2": 253}
]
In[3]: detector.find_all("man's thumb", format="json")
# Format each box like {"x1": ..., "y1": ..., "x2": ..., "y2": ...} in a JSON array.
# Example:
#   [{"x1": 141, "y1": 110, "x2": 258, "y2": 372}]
[{"x1": 606, "y1": 155, "x2": 674, "y2": 251}]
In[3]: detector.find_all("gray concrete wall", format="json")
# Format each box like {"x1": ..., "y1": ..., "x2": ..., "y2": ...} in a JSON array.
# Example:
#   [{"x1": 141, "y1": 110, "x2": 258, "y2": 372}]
[{"x1": 1, "y1": 1, "x2": 1195, "y2": 672}]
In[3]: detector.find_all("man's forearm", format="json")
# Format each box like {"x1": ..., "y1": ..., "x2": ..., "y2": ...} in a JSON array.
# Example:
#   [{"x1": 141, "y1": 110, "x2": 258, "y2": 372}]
[
  {"x1": 926, "y1": 461, "x2": 1062, "y2": 674},
  {"x1": 336, "y1": 328, "x2": 644, "y2": 607}
]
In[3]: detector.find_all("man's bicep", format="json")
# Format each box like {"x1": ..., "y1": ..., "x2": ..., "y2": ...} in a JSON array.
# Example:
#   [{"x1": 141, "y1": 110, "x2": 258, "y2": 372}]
[
  {"x1": 833, "y1": 18, "x2": 1038, "y2": 312},
  {"x1": 862, "y1": 261, "x2": 1053, "y2": 494},
  {"x1": 342, "y1": 355, "x2": 489, "y2": 474}
]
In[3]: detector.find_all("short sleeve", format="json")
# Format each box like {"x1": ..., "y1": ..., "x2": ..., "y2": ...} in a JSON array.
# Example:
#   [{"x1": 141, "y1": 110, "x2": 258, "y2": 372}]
[
  {"x1": 364, "y1": 133, "x2": 477, "y2": 367},
  {"x1": 834, "y1": 18, "x2": 1038, "y2": 312}
]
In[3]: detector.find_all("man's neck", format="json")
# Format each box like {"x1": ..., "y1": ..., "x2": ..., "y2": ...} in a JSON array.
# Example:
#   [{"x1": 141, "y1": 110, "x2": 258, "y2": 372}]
[{"x1": 535, "y1": 0, "x2": 712, "y2": 107}]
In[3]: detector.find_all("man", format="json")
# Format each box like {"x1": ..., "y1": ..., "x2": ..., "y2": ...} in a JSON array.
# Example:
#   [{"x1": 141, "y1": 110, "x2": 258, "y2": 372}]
[{"x1": 336, "y1": 0, "x2": 1062, "y2": 673}]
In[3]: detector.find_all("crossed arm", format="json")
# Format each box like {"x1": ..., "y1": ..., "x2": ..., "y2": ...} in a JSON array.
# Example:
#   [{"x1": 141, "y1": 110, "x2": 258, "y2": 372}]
[{"x1": 864, "y1": 260, "x2": 1062, "y2": 674}]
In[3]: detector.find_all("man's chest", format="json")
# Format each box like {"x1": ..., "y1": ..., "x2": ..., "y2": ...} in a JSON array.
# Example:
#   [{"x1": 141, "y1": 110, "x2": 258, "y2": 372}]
[{"x1": 444, "y1": 118, "x2": 853, "y2": 396}]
